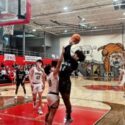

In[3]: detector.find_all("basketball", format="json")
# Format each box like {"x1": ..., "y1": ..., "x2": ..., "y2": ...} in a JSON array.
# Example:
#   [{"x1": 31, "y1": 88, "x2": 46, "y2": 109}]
[{"x1": 71, "y1": 33, "x2": 81, "y2": 44}]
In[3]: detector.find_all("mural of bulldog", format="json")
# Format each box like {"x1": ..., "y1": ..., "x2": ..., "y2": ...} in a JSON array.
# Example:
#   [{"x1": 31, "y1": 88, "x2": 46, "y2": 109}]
[
  {"x1": 98, "y1": 43, "x2": 124, "y2": 75},
  {"x1": 110, "y1": 52, "x2": 125, "y2": 67}
]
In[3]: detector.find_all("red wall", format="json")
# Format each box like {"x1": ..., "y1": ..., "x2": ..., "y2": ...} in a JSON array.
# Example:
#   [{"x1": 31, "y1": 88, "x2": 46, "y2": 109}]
[{"x1": 0, "y1": 55, "x2": 53, "y2": 66}]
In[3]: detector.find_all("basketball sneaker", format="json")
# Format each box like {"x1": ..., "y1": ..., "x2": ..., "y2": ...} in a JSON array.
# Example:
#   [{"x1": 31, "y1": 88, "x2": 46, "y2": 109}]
[
  {"x1": 64, "y1": 117, "x2": 73, "y2": 124},
  {"x1": 24, "y1": 94, "x2": 28, "y2": 99},
  {"x1": 14, "y1": 95, "x2": 17, "y2": 99},
  {"x1": 38, "y1": 107, "x2": 43, "y2": 115}
]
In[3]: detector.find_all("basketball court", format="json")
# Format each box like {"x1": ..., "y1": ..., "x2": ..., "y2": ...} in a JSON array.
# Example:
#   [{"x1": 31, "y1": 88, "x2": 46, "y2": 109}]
[
  {"x1": 0, "y1": 78, "x2": 110, "y2": 125},
  {"x1": 0, "y1": 0, "x2": 125, "y2": 125}
]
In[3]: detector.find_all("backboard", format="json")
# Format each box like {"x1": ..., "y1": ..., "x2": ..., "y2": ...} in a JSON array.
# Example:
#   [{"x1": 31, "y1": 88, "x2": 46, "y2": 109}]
[{"x1": 0, "y1": 0, "x2": 31, "y2": 26}]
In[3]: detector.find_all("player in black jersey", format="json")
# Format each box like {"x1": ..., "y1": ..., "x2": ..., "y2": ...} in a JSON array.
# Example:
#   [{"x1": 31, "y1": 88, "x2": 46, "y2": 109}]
[
  {"x1": 14, "y1": 66, "x2": 27, "y2": 99},
  {"x1": 59, "y1": 34, "x2": 85, "y2": 123}
]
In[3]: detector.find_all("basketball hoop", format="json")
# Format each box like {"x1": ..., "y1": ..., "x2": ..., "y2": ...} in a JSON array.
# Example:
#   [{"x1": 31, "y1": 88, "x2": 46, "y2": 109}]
[{"x1": 0, "y1": 0, "x2": 31, "y2": 26}]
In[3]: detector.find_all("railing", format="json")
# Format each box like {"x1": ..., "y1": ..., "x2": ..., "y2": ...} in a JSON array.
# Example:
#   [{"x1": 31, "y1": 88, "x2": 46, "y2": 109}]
[
  {"x1": 0, "y1": 48, "x2": 45, "y2": 57},
  {"x1": 0, "y1": 48, "x2": 59, "y2": 59}
]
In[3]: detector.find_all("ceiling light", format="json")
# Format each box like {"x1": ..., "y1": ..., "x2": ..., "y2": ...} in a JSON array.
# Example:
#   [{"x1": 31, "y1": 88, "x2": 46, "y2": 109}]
[
  {"x1": 45, "y1": 26, "x2": 52, "y2": 29},
  {"x1": 82, "y1": 18, "x2": 85, "y2": 21},
  {"x1": 64, "y1": 30, "x2": 68, "y2": 33},
  {"x1": 123, "y1": 12, "x2": 125, "y2": 15},
  {"x1": 79, "y1": 23, "x2": 86, "y2": 27},
  {"x1": 94, "y1": 26, "x2": 97, "y2": 29},
  {"x1": 113, "y1": 0, "x2": 118, "y2": 2},
  {"x1": 16, "y1": 34, "x2": 35, "y2": 38},
  {"x1": 32, "y1": 29, "x2": 36, "y2": 32},
  {"x1": 63, "y1": 6, "x2": 68, "y2": 11},
  {"x1": 78, "y1": 16, "x2": 85, "y2": 21}
]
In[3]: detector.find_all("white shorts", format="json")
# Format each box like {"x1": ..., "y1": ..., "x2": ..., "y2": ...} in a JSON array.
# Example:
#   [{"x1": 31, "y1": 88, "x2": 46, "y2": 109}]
[
  {"x1": 120, "y1": 79, "x2": 125, "y2": 85},
  {"x1": 32, "y1": 83, "x2": 43, "y2": 94},
  {"x1": 47, "y1": 93, "x2": 59, "y2": 107}
]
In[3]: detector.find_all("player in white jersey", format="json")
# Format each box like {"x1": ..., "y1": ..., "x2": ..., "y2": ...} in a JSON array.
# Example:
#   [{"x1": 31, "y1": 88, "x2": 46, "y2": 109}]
[
  {"x1": 119, "y1": 65, "x2": 125, "y2": 86},
  {"x1": 44, "y1": 49, "x2": 64, "y2": 125},
  {"x1": 29, "y1": 60, "x2": 45, "y2": 115},
  {"x1": 118, "y1": 65, "x2": 125, "y2": 97}
]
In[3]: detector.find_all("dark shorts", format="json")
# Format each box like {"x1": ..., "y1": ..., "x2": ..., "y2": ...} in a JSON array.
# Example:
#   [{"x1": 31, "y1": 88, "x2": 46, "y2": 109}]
[
  {"x1": 59, "y1": 77, "x2": 71, "y2": 94},
  {"x1": 16, "y1": 80, "x2": 24, "y2": 86}
]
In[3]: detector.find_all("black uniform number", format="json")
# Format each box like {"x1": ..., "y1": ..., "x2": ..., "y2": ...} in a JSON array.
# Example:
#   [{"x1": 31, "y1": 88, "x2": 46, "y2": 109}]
[
  {"x1": 36, "y1": 75, "x2": 40, "y2": 80},
  {"x1": 48, "y1": 80, "x2": 52, "y2": 87}
]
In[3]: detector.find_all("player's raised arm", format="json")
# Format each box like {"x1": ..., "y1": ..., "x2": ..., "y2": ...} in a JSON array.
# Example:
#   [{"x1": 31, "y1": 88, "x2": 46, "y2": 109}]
[{"x1": 53, "y1": 47, "x2": 64, "y2": 76}]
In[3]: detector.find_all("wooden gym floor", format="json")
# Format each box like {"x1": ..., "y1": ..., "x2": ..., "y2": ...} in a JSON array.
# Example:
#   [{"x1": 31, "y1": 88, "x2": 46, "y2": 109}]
[{"x1": 0, "y1": 77, "x2": 125, "y2": 125}]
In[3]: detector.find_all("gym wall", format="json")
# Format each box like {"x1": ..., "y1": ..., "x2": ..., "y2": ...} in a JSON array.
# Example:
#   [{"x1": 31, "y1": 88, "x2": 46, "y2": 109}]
[{"x1": 59, "y1": 33, "x2": 122, "y2": 62}]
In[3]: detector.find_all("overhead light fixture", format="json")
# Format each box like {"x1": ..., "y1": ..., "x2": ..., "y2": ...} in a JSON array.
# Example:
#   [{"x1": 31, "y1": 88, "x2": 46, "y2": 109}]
[
  {"x1": 79, "y1": 23, "x2": 86, "y2": 27},
  {"x1": 64, "y1": 29, "x2": 68, "y2": 33},
  {"x1": 46, "y1": 26, "x2": 52, "y2": 29},
  {"x1": 82, "y1": 18, "x2": 85, "y2": 21},
  {"x1": 94, "y1": 26, "x2": 97, "y2": 29},
  {"x1": 78, "y1": 16, "x2": 85, "y2": 21},
  {"x1": 63, "y1": 6, "x2": 68, "y2": 11},
  {"x1": 32, "y1": 29, "x2": 36, "y2": 32},
  {"x1": 123, "y1": 12, "x2": 125, "y2": 15},
  {"x1": 113, "y1": 0, "x2": 118, "y2": 2},
  {"x1": 16, "y1": 34, "x2": 35, "y2": 38},
  {"x1": 113, "y1": 0, "x2": 125, "y2": 10}
]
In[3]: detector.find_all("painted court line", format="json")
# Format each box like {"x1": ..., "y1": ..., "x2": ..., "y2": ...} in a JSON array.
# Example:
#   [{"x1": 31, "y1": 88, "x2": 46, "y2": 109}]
[
  {"x1": 0, "y1": 101, "x2": 109, "y2": 125},
  {"x1": 0, "y1": 112, "x2": 42, "y2": 121},
  {"x1": 0, "y1": 112, "x2": 61, "y2": 125},
  {"x1": 93, "y1": 109, "x2": 110, "y2": 125}
]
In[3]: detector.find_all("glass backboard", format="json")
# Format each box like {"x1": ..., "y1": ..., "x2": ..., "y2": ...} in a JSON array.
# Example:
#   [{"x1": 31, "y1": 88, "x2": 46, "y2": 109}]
[{"x1": 0, "y1": 0, "x2": 31, "y2": 26}]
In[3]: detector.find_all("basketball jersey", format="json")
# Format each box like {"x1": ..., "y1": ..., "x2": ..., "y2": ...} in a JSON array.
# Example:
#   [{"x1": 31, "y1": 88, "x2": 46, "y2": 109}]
[
  {"x1": 60, "y1": 44, "x2": 78, "y2": 78},
  {"x1": 16, "y1": 69, "x2": 26, "y2": 81},
  {"x1": 32, "y1": 66, "x2": 44, "y2": 84},
  {"x1": 47, "y1": 72, "x2": 59, "y2": 93}
]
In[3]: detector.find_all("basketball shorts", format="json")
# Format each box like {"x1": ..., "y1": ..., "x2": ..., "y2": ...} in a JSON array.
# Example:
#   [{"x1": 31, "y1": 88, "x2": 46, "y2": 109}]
[
  {"x1": 47, "y1": 92, "x2": 59, "y2": 108},
  {"x1": 59, "y1": 77, "x2": 71, "y2": 94},
  {"x1": 32, "y1": 83, "x2": 44, "y2": 94},
  {"x1": 16, "y1": 80, "x2": 24, "y2": 86},
  {"x1": 120, "y1": 78, "x2": 125, "y2": 85}
]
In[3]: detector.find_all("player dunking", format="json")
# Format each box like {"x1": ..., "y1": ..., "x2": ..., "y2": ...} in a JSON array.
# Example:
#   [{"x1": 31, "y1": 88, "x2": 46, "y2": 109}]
[
  {"x1": 29, "y1": 60, "x2": 45, "y2": 115},
  {"x1": 44, "y1": 48, "x2": 64, "y2": 125},
  {"x1": 59, "y1": 34, "x2": 85, "y2": 123}
]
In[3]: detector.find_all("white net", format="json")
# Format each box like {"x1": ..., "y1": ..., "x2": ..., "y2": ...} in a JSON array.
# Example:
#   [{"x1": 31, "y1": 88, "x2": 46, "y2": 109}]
[{"x1": 3, "y1": 25, "x2": 14, "y2": 35}]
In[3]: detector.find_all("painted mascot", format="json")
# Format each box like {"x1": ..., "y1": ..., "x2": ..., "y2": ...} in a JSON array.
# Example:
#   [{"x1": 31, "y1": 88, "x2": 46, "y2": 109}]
[{"x1": 98, "y1": 43, "x2": 124, "y2": 78}]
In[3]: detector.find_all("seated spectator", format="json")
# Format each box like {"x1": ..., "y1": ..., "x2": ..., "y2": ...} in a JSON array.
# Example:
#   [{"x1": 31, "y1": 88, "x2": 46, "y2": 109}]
[
  {"x1": 1, "y1": 67, "x2": 7, "y2": 79},
  {"x1": 1, "y1": 63, "x2": 4, "y2": 68}
]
